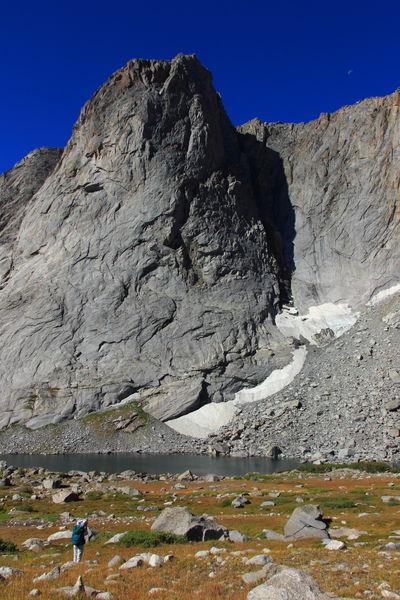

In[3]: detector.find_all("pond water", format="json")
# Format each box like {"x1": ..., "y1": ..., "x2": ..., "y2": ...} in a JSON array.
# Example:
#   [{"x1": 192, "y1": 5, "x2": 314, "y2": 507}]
[{"x1": 0, "y1": 453, "x2": 301, "y2": 477}]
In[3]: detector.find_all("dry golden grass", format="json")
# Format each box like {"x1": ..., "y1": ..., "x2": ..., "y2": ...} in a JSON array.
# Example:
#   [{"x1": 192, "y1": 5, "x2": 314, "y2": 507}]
[{"x1": 0, "y1": 472, "x2": 399, "y2": 599}]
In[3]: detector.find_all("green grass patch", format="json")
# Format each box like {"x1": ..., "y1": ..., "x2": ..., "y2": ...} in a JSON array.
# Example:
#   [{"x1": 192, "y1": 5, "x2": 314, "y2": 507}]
[
  {"x1": 85, "y1": 490, "x2": 104, "y2": 501},
  {"x1": 120, "y1": 529, "x2": 186, "y2": 548},
  {"x1": 0, "y1": 538, "x2": 18, "y2": 552},
  {"x1": 297, "y1": 461, "x2": 400, "y2": 474},
  {"x1": 315, "y1": 496, "x2": 357, "y2": 509}
]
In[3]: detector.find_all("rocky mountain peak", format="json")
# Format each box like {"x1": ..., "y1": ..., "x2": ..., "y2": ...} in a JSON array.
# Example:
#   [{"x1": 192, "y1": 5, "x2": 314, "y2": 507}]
[{"x1": 0, "y1": 56, "x2": 398, "y2": 459}]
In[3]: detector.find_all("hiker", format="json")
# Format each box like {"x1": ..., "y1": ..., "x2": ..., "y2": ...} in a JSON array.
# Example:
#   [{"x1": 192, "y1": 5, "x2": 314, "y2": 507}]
[{"x1": 72, "y1": 518, "x2": 88, "y2": 563}]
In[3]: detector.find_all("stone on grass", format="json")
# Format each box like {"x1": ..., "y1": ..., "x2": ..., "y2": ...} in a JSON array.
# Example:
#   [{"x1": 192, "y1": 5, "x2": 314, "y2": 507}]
[
  {"x1": 195, "y1": 550, "x2": 209, "y2": 558},
  {"x1": 381, "y1": 496, "x2": 400, "y2": 503},
  {"x1": 117, "y1": 486, "x2": 142, "y2": 497},
  {"x1": 324, "y1": 540, "x2": 346, "y2": 550},
  {"x1": 33, "y1": 566, "x2": 60, "y2": 582},
  {"x1": 104, "y1": 532, "x2": 128, "y2": 544},
  {"x1": 284, "y1": 505, "x2": 329, "y2": 540},
  {"x1": 0, "y1": 566, "x2": 24, "y2": 578},
  {"x1": 151, "y1": 506, "x2": 226, "y2": 541},
  {"x1": 107, "y1": 555, "x2": 124, "y2": 567},
  {"x1": 29, "y1": 590, "x2": 42, "y2": 597},
  {"x1": 148, "y1": 554, "x2": 164, "y2": 567},
  {"x1": 229, "y1": 529, "x2": 250, "y2": 543},
  {"x1": 241, "y1": 564, "x2": 280, "y2": 585},
  {"x1": 263, "y1": 529, "x2": 285, "y2": 540},
  {"x1": 119, "y1": 556, "x2": 144, "y2": 569},
  {"x1": 232, "y1": 495, "x2": 250, "y2": 508},
  {"x1": 22, "y1": 537, "x2": 47, "y2": 547},
  {"x1": 378, "y1": 542, "x2": 400, "y2": 551},
  {"x1": 52, "y1": 490, "x2": 79, "y2": 504},
  {"x1": 246, "y1": 554, "x2": 274, "y2": 566},
  {"x1": 163, "y1": 554, "x2": 174, "y2": 562},
  {"x1": 47, "y1": 530, "x2": 72, "y2": 542},
  {"x1": 247, "y1": 567, "x2": 351, "y2": 599}
]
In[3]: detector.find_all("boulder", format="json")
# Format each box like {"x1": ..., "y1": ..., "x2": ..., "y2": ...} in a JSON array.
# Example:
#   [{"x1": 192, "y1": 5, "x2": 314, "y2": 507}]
[
  {"x1": 22, "y1": 537, "x2": 47, "y2": 547},
  {"x1": 33, "y1": 566, "x2": 60, "y2": 582},
  {"x1": 42, "y1": 478, "x2": 61, "y2": 489},
  {"x1": 262, "y1": 529, "x2": 285, "y2": 541},
  {"x1": 247, "y1": 567, "x2": 352, "y2": 599},
  {"x1": 151, "y1": 506, "x2": 227, "y2": 541},
  {"x1": 0, "y1": 566, "x2": 24, "y2": 578},
  {"x1": 117, "y1": 486, "x2": 142, "y2": 497},
  {"x1": 284, "y1": 505, "x2": 329, "y2": 540},
  {"x1": 52, "y1": 490, "x2": 80, "y2": 504},
  {"x1": 119, "y1": 556, "x2": 144, "y2": 569},
  {"x1": 104, "y1": 532, "x2": 128, "y2": 544},
  {"x1": 232, "y1": 495, "x2": 250, "y2": 508},
  {"x1": 229, "y1": 529, "x2": 250, "y2": 543},
  {"x1": 47, "y1": 530, "x2": 73, "y2": 542},
  {"x1": 107, "y1": 555, "x2": 124, "y2": 567},
  {"x1": 324, "y1": 540, "x2": 346, "y2": 550}
]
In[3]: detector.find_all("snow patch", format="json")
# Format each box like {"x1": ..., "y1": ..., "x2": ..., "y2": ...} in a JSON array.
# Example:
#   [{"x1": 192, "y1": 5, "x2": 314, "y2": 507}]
[
  {"x1": 276, "y1": 303, "x2": 358, "y2": 344},
  {"x1": 166, "y1": 347, "x2": 307, "y2": 438},
  {"x1": 367, "y1": 283, "x2": 400, "y2": 306}
]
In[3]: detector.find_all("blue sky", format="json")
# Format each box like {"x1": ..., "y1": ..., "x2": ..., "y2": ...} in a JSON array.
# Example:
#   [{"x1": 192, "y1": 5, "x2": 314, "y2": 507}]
[{"x1": 1, "y1": 0, "x2": 399, "y2": 173}]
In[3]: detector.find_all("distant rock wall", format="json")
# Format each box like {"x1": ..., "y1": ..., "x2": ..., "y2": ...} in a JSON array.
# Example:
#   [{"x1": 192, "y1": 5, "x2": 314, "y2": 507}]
[{"x1": 239, "y1": 92, "x2": 400, "y2": 311}]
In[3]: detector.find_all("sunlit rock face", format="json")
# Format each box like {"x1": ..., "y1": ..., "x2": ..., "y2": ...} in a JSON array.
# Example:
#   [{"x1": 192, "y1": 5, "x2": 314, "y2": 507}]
[
  {"x1": 239, "y1": 91, "x2": 400, "y2": 312},
  {"x1": 0, "y1": 54, "x2": 398, "y2": 433},
  {"x1": 0, "y1": 54, "x2": 291, "y2": 428}
]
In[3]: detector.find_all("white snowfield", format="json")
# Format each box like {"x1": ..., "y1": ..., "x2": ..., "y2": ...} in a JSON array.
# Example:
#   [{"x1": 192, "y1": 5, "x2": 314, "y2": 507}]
[
  {"x1": 275, "y1": 302, "x2": 358, "y2": 344},
  {"x1": 167, "y1": 301, "x2": 362, "y2": 439},
  {"x1": 166, "y1": 347, "x2": 307, "y2": 438},
  {"x1": 367, "y1": 283, "x2": 400, "y2": 306}
]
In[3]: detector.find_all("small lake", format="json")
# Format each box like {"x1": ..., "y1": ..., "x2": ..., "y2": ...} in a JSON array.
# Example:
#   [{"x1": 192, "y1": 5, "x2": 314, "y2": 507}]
[{"x1": 0, "y1": 453, "x2": 301, "y2": 477}]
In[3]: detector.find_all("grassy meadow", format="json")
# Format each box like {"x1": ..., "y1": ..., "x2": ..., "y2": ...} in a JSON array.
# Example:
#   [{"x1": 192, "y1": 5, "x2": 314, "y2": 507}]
[{"x1": 0, "y1": 467, "x2": 399, "y2": 599}]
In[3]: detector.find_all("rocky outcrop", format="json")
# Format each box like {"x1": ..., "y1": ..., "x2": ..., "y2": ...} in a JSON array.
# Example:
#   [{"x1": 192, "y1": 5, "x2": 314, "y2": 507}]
[
  {"x1": 239, "y1": 92, "x2": 400, "y2": 311},
  {"x1": 0, "y1": 54, "x2": 292, "y2": 429}
]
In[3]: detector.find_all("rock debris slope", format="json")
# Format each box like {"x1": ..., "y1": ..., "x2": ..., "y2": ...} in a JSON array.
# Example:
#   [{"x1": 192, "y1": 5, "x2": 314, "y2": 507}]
[
  {"x1": 0, "y1": 54, "x2": 398, "y2": 458},
  {"x1": 0, "y1": 54, "x2": 292, "y2": 430}
]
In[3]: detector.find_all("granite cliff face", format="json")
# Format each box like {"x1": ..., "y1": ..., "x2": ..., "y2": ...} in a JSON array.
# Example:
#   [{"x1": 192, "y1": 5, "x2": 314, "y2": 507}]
[
  {"x1": 239, "y1": 92, "x2": 400, "y2": 311},
  {"x1": 0, "y1": 55, "x2": 398, "y2": 447},
  {"x1": 0, "y1": 54, "x2": 292, "y2": 429}
]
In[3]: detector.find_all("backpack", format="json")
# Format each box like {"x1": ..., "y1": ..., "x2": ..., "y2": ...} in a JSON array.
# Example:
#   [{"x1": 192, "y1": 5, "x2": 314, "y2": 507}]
[{"x1": 71, "y1": 525, "x2": 85, "y2": 545}]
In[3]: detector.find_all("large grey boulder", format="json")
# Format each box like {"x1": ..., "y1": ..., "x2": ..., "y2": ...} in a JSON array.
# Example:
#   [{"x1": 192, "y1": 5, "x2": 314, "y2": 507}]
[
  {"x1": 247, "y1": 567, "x2": 353, "y2": 599},
  {"x1": 284, "y1": 505, "x2": 329, "y2": 540},
  {"x1": 151, "y1": 506, "x2": 226, "y2": 541},
  {"x1": 0, "y1": 54, "x2": 291, "y2": 430},
  {"x1": 52, "y1": 490, "x2": 80, "y2": 504}
]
